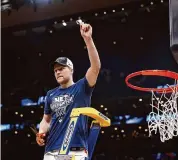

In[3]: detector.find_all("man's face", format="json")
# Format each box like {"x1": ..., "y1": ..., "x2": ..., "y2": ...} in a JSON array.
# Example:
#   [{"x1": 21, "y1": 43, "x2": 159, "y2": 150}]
[{"x1": 54, "y1": 64, "x2": 73, "y2": 85}]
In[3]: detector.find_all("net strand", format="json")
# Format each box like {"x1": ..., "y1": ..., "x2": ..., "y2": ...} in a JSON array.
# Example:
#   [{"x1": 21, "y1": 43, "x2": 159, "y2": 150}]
[{"x1": 148, "y1": 80, "x2": 178, "y2": 142}]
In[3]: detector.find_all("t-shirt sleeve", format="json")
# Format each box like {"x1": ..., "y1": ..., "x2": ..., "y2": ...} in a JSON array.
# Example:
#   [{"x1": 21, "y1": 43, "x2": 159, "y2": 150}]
[
  {"x1": 44, "y1": 91, "x2": 52, "y2": 115},
  {"x1": 80, "y1": 77, "x2": 95, "y2": 95}
]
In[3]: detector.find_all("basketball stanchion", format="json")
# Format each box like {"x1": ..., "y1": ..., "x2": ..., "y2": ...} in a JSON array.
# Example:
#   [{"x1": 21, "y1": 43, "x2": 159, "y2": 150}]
[
  {"x1": 169, "y1": 0, "x2": 178, "y2": 63},
  {"x1": 55, "y1": 107, "x2": 111, "y2": 160},
  {"x1": 125, "y1": 70, "x2": 178, "y2": 142}
]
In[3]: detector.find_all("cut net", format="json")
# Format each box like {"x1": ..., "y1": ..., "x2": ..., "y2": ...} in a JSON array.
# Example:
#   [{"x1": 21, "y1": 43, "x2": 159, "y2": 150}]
[{"x1": 148, "y1": 81, "x2": 178, "y2": 142}]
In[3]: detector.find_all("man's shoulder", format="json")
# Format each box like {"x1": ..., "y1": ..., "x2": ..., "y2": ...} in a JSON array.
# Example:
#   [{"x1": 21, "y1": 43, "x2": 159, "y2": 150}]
[
  {"x1": 46, "y1": 87, "x2": 59, "y2": 96},
  {"x1": 76, "y1": 77, "x2": 86, "y2": 84}
]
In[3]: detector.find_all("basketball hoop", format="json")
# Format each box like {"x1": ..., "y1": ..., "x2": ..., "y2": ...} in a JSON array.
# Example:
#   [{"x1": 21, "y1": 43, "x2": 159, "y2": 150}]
[
  {"x1": 125, "y1": 70, "x2": 178, "y2": 142},
  {"x1": 125, "y1": 70, "x2": 178, "y2": 93}
]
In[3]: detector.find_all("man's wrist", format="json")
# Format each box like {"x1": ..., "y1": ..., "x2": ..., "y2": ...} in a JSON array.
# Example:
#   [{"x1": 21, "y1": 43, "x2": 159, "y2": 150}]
[
  {"x1": 83, "y1": 36, "x2": 93, "y2": 44},
  {"x1": 39, "y1": 130, "x2": 46, "y2": 134}
]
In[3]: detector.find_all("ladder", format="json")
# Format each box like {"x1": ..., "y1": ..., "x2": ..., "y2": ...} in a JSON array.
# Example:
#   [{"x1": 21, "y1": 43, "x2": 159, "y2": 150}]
[{"x1": 56, "y1": 107, "x2": 111, "y2": 160}]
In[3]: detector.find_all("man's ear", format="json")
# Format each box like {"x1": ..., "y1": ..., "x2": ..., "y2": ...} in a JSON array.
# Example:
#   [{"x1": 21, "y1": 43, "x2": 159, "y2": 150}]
[{"x1": 70, "y1": 68, "x2": 74, "y2": 74}]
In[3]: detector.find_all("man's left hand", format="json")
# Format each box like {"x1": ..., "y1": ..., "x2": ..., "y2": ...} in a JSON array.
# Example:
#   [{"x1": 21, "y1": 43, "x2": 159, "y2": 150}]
[{"x1": 80, "y1": 23, "x2": 92, "y2": 40}]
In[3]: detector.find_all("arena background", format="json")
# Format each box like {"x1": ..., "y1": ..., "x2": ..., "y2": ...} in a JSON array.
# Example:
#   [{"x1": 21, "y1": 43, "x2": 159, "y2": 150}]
[{"x1": 1, "y1": 0, "x2": 178, "y2": 159}]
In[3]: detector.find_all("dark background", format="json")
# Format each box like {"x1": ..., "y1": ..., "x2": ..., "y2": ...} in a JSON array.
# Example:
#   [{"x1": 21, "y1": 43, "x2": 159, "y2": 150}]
[{"x1": 1, "y1": 0, "x2": 178, "y2": 160}]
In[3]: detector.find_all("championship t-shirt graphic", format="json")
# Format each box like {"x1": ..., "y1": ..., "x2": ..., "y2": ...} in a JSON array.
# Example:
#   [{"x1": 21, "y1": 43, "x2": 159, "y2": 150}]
[{"x1": 50, "y1": 94, "x2": 74, "y2": 122}]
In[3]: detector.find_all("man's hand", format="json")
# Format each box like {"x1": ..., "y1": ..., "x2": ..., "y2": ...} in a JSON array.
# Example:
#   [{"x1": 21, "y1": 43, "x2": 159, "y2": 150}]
[
  {"x1": 80, "y1": 23, "x2": 92, "y2": 41},
  {"x1": 36, "y1": 133, "x2": 46, "y2": 146}
]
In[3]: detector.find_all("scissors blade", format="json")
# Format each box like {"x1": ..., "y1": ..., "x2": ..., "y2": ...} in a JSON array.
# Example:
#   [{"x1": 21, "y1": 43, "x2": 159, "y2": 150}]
[{"x1": 30, "y1": 126, "x2": 38, "y2": 134}]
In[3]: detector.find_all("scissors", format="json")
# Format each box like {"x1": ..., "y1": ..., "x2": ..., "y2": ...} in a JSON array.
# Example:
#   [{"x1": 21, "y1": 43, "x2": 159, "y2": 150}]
[
  {"x1": 76, "y1": 19, "x2": 84, "y2": 25},
  {"x1": 30, "y1": 124, "x2": 38, "y2": 135}
]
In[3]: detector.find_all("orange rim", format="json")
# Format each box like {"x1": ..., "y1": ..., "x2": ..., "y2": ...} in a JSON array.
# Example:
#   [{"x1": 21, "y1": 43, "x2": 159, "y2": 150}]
[{"x1": 125, "y1": 70, "x2": 178, "y2": 93}]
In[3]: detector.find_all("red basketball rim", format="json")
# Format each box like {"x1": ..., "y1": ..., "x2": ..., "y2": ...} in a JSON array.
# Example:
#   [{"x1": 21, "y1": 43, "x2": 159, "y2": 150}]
[{"x1": 125, "y1": 70, "x2": 178, "y2": 93}]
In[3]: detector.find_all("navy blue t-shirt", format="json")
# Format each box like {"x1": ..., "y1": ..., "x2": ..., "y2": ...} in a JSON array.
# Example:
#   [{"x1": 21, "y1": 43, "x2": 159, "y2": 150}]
[{"x1": 44, "y1": 77, "x2": 94, "y2": 153}]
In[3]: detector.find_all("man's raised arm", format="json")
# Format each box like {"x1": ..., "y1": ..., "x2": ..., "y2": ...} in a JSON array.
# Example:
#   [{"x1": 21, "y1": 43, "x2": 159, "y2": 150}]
[{"x1": 80, "y1": 23, "x2": 101, "y2": 87}]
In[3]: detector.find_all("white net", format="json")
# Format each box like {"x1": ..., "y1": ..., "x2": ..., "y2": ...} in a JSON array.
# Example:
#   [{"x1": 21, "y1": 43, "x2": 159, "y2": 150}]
[{"x1": 148, "y1": 81, "x2": 178, "y2": 142}]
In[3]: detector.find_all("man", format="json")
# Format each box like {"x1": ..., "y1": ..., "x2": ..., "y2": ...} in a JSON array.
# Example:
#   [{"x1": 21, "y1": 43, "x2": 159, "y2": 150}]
[{"x1": 36, "y1": 22, "x2": 101, "y2": 160}]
